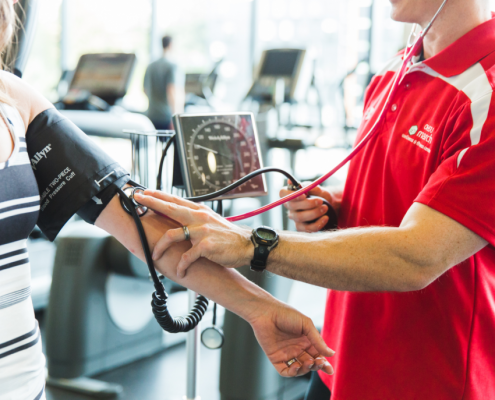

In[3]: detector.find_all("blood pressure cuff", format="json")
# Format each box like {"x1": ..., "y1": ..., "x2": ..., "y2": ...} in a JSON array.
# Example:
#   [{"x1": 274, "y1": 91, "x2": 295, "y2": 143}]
[{"x1": 26, "y1": 108, "x2": 130, "y2": 241}]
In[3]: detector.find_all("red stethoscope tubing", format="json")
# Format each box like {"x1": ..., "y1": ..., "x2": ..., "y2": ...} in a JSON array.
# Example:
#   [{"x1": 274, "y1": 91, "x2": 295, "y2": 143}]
[{"x1": 225, "y1": 36, "x2": 425, "y2": 223}]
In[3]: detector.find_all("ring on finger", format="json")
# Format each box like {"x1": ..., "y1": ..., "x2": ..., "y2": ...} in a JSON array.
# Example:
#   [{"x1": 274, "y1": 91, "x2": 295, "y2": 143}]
[
  {"x1": 183, "y1": 226, "x2": 191, "y2": 241},
  {"x1": 285, "y1": 358, "x2": 299, "y2": 368}
]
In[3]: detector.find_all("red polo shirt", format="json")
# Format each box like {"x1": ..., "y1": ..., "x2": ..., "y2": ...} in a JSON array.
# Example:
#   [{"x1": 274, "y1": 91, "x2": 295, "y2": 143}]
[{"x1": 319, "y1": 15, "x2": 495, "y2": 399}]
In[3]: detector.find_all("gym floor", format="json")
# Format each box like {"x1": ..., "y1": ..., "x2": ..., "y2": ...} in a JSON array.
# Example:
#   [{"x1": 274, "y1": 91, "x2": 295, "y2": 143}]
[
  {"x1": 38, "y1": 309, "x2": 223, "y2": 400},
  {"x1": 39, "y1": 277, "x2": 326, "y2": 400}
]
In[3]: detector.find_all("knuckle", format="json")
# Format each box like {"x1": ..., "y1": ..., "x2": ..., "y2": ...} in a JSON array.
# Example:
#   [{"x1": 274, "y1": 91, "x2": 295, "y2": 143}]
[{"x1": 197, "y1": 210, "x2": 210, "y2": 220}]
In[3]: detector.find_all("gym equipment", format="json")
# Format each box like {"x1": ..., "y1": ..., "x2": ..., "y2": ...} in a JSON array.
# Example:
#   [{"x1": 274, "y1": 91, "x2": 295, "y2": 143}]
[
  {"x1": 185, "y1": 59, "x2": 222, "y2": 111},
  {"x1": 45, "y1": 222, "x2": 163, "y2": 397},
  {"x1": 246, "y1": 49, "x2": 306, "y2": 105},
  {"x1": 56, "y1": 53, "x2": 137, "y2": 111}
]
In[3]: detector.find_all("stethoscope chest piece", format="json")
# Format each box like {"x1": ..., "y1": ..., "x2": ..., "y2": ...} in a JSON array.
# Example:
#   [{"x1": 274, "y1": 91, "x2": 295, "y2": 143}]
[{"x1": 201, "y1": 326, "x2": 225, "y2": 350}]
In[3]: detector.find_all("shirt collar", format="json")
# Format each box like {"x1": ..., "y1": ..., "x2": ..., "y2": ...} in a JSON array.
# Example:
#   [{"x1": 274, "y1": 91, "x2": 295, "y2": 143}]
[{"x1": 423, "y1": 13, "x2": 495, "y2": 77}]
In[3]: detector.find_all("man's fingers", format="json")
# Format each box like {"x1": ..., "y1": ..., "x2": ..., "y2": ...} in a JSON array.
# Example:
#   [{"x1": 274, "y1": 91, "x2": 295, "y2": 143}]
[
  {"x1": 134, "y1": 193, "x2": 193, "y2": 226},
  {"x1": 284, "y1": 198, "x2": 323, "y2": 211},
  {"x1": 288, "y1": 205, "x2": 328, "y2": 223},
  {"x1": 280, "y1": 189, "x2": 308, "y2": 203},
  {"x1": 176, "y1": 244, "x2": 204, "y2": 278},
  {"x1": 143, "y1": 190, "x2": 202, "y2": 210},
  {"x1": 152, "y1": 228, "x2": 185, "y2": 261},
  {"x1": 295, "y1": 216, "x2": 328, "y2": 233}
]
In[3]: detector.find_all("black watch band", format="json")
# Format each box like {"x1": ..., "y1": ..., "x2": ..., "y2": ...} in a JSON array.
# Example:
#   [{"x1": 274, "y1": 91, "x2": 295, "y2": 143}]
[
  {"x1": 250, "y1": 244, "x2": 271, "y2": 272},
  {"x1": 250, "y1": 226, "x2": 279, "y2": 272}
]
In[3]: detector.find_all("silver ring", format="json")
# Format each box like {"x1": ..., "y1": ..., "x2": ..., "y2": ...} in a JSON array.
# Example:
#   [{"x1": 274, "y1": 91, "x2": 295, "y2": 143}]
[
  {"x1": 183, "y1": 226, "x2": 191, "y2": 241},
  {"x1": 286, "y1": 358, "x2": 298, "y2": 367}
]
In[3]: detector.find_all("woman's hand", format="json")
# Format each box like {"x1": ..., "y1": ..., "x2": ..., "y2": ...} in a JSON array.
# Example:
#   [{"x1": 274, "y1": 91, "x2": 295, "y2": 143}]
[
  {"x1": 134, "y1": 190, "x2": 253, "y2": 278},
  {"x1": 280, "y1": 183, "x2": 343, "y2": 233},
  {"x1": 249, "y1": 298, "x2": 335, "y2": 377}
]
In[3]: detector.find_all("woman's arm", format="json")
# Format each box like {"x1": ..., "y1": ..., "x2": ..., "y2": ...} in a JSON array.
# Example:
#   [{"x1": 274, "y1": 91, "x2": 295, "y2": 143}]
[
  {"x1": 95, "y1": 191, "x2": 335, "y2": 376},
  {"x1": 12, "y1": 74, "x2": 334, "y2": 375}
]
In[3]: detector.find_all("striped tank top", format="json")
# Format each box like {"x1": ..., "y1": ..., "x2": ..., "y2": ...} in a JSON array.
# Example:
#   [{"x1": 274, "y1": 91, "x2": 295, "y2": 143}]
[{"x1": 0, "y1": 103, "x2": 45, "y2": 400}]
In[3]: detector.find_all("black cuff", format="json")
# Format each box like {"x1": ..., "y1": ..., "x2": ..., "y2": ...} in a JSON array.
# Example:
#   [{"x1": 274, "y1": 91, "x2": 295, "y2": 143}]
[{"x1": 77, "y1": 174, "x2": 130, "y2": 225}]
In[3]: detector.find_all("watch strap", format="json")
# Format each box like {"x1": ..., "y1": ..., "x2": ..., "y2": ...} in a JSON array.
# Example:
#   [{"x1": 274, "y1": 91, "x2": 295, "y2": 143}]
[
  {"x1": 250, "y1": 235, "x2": 279, "y2": 272},
  {"x1": 250, "y1": 245, "x2": 270, "y2": 271}
]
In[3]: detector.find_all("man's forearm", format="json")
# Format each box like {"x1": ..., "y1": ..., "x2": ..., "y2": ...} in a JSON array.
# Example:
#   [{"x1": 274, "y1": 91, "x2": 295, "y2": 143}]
[
  {"x1": 263, "y1": 203, "x2": 486, "y2": 292},
  {"x1": 265, "y1": 227, "x2": 429, "y2": 292},
  {"x1": 96, "y1": 196, "x2": 274, "y2": 323}
]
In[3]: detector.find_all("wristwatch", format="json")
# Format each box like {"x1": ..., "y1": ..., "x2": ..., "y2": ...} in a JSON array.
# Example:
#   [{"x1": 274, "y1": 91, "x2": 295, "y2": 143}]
[{"x1": 250, "y1": 226, "x2": 279, "y2": 272}]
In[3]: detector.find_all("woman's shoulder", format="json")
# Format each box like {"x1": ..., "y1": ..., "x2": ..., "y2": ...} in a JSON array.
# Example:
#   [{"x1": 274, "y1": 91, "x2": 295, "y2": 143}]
[{"x1": 0, "y1": 70, "x2": 53, "y2": 129}]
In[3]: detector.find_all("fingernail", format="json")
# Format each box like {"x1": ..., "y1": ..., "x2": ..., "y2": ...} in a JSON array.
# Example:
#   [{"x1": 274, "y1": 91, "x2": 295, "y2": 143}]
[
  {"x1": 308, "y1": 364, "x2": 314, "y2": 369},
  {"x1": 134, "y1": 192, "x2": 143, "y2": 198},
  {"x1": 152, "y1": 251, "x2": 157, "y2": 261},
  {"x1": 320, "y1": 206, "x2": 327, "y2": 213},
  {"x1": 295, "y1": 367, "x2": 300, "y2": 374},
  {"x1": 325, "y1": 361, "x2": 335, "y2": 375},
  {"x1": 329, "y1": 349, "x2": 336, "y2": 356},
  {"x1": 327, "y1": 363, "x2": 335, "y2": 375}
]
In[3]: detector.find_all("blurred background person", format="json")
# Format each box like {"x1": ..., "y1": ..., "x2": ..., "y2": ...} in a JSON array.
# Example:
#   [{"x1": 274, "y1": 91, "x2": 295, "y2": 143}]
[{"x1": 143, "y1": 35, "x2": 184, "y2": 130}]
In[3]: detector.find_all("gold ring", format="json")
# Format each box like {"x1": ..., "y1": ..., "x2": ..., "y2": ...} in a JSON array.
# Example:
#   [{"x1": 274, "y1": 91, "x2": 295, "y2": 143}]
[
  {"x1": 183, "y1": 226, "x2": 191, "y2": 241},
  {"x1": 286, "y1": 358, "x2": 298, "y2": 367}
]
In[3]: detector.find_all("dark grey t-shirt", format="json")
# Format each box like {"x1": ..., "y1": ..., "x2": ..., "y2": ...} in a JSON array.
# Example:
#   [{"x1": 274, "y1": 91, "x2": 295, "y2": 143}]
[{"x1": 143, "y1": 57, "x2": 178, "y2": 124}]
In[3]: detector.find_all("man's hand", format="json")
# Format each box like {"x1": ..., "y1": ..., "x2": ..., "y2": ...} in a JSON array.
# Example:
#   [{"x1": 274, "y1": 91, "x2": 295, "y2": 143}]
[
  {"x1": 135, "y1": 190, "x2": 253, "y2": 278},
  {"x1": 248, "y1": 298, "x2": 335, "y2": 377},
  {"x1": 280, "y1": 183, "x2": 343, "y2": 233}
]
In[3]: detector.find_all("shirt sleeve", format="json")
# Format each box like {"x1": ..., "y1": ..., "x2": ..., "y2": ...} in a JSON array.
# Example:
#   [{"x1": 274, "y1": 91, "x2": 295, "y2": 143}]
[{"x1": 415, "y1": 92, "x2": 495, "y2": 246}]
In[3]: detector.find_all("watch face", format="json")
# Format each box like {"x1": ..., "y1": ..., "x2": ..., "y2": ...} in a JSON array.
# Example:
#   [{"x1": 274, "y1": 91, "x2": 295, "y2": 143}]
[{"x1": 257, "y1": 228, "x2": 276, "y2": 241}]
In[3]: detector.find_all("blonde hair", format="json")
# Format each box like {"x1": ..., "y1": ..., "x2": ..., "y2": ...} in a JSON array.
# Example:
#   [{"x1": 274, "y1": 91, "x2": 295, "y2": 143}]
[{"x1": 0, "y1": 0, "x2": 17, "y2": 105}]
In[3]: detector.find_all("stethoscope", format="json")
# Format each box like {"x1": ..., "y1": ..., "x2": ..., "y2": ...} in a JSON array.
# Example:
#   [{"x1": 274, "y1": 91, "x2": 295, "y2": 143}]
[
  {"x1": 224, "y1": 0, "x2": 450, "y2": 225},
  {"x1": 130, "y1": 0, "x2": 450, "y2": 350},
  {"x1": 198, "y1": 0, "x2": 450, "y2": 350}
]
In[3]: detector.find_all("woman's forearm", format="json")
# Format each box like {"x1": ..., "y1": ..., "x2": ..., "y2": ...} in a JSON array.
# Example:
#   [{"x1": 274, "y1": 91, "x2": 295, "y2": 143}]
[{"x1": 96, "y1": 195, "x2": 274, "y2": 323}]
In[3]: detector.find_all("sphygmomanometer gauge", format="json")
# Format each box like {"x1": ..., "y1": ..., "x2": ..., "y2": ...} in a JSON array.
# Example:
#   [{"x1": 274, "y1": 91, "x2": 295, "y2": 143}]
[{"x1": 174, "y1": 113, "x2": 268, "y2": 200}]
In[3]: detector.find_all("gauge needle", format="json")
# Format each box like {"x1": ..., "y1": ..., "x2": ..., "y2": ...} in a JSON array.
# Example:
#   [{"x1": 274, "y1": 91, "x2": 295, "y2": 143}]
[
  {"x1": 194, "y1": 144, "x2": 233, "y2": 162},
  {"x1": 194, "y1": 144, "x2": 218, "y2": 154}
]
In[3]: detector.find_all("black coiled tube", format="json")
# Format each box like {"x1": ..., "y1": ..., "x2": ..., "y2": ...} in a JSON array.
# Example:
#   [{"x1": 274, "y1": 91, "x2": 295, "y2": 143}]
[
  {"x1": 119, "y1": 166, "x2": 302, "y2": 333},
  {"x1": 151, "y1": 292, "x2": 209, "y2": 333},
  {"x1": 118, "y1": 183, "x2": 209, "y2": 333}
]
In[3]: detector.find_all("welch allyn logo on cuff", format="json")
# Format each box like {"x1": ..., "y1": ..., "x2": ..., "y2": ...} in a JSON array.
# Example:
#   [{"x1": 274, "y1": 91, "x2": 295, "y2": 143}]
[{"x1": 250, "y1": 226, "x2": 279, "y2": 272}]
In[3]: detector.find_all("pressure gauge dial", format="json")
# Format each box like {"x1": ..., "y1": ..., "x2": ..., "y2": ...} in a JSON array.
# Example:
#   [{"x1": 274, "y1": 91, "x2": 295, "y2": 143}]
[
  {"x1": 188, "y1": 121, "x2": 255, "y2": 191},
  {"x1": 174, "y1": 113, "x2": 267, "y2": 199}
]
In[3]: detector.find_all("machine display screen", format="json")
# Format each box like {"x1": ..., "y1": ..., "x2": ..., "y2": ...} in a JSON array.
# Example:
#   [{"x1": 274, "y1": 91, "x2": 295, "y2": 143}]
[
  {"x1": 260, "y1": 50, "x2": 302, "y2": 77},
  {"x1": 70, "y1": 53, "x2": 136, "y2": 100},
  {"x1": 174, "y1": 113, "x2": 267, "y2": 200}
]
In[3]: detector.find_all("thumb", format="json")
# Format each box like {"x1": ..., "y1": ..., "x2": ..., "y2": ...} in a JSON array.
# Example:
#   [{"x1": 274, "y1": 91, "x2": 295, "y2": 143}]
[
  {"x1": 308, "y1": 185, "x2": 325, "y2": 197},
  {"x1": 303, "y1": 318, "x2": 335, "y2": 358}
]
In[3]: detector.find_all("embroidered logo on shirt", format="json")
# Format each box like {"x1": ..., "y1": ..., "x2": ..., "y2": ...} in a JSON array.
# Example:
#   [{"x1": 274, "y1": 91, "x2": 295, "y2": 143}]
[
  {"x1": 363, "y1": 106, "x2": 376, "y2": 121},
  {"x1": 402, "y1": 124, "x2": 435, "y2": 154}
]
